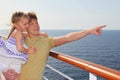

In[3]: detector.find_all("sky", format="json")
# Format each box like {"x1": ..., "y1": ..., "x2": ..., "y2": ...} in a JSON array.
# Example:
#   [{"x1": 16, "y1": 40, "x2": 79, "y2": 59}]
[{"x1": 0, "y1": 0, "x2": 120, "y2": 30}]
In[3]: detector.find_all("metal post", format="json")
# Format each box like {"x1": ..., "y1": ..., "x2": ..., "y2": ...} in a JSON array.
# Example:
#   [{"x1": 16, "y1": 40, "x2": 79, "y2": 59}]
[{"x1": 89, "y1": 73, "x2": 97, "y2": 80}]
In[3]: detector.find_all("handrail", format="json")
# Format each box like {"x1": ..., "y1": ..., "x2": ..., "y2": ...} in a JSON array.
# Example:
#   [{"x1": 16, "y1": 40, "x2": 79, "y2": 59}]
[{"x1": 49, "y1": 51, "x2": 120, "y2": 80}]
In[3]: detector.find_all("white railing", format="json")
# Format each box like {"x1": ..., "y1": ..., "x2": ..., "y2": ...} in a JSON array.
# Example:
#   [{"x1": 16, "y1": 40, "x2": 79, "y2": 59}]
[{"x1": 44, "y1": 64, "x2": 74, "y2": 80}]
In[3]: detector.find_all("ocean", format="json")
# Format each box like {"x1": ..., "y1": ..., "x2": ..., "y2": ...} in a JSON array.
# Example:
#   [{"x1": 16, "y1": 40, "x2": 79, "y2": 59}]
[{"x1": 0, "y1": 29, "x2": 120, "y2": 80}]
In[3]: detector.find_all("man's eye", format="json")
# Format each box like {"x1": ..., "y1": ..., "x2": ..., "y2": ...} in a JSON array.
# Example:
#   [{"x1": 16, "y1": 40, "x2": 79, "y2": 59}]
[
  {"x1": 24, "y1": 24, "x2": 27, "y2": 25},
  {"x1": 30, "y1": 23, "x2": 33, "y2": 25}
]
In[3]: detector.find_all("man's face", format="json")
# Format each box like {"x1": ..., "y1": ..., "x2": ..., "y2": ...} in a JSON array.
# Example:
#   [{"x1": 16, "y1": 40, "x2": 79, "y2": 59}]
[{"x1": 28, "y1": 19, "x2": 40, "y2": 35}]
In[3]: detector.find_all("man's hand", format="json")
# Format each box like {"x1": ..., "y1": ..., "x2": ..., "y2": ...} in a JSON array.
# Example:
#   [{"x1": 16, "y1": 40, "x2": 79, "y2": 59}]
[
  {"x1": 3, "y1": 69, "x2": 19, "y2": 80},
  {"x1": 89, "y1": 25, "x2": 106, "y2": 36}
]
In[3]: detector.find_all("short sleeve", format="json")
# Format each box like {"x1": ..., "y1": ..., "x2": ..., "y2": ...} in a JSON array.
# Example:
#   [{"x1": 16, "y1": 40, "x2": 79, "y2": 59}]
[{"x1": 48, "y1": 37, "x2": 54, "y2": 49}]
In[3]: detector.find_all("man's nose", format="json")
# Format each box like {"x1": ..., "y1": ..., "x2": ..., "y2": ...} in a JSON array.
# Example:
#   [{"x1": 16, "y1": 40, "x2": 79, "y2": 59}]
[{"x1": 26, "y1": 25, "x2": 29, "y2": 28}]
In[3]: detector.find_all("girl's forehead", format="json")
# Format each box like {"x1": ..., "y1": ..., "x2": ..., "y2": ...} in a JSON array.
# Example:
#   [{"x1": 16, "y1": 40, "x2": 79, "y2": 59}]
[
  {"x1": 20, "y1": 17, "x2": 29, "y2": 20},
  {"x1": 19, "y1": 17, "x2": 29, "y2": 22}
]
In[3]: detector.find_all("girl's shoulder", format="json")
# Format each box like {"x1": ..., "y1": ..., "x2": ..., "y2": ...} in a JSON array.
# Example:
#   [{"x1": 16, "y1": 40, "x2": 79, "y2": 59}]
[
  {"x1": 10, "y1": 31, "x2": 16, "y2": 38},
  {"x1": 12, "y1": 30, "x2": 23, "y2": 38}
]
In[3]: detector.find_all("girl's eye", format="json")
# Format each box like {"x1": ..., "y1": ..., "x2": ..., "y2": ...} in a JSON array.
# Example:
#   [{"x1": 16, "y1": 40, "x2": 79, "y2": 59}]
[
  {"x1": 24, "y1": 23, "x2": 28, "y2": 26},
  {"x1": 24, "y1": 24, "x2": 26, "y2": 26}
]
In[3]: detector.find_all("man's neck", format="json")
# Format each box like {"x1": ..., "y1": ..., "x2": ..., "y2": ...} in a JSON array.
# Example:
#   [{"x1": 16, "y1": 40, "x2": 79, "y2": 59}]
[{"x1": 28, "y1": 33, "x2": 40, "y2": 38}]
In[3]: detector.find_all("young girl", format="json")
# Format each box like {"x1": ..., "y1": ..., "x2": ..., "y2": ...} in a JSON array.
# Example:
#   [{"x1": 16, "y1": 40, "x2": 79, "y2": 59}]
[{"x1": 0, "y1": 11, "x2": 35, "y2": 80}]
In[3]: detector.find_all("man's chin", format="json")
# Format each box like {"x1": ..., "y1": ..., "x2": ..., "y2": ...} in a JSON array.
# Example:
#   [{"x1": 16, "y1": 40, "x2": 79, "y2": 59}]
[{"x1": 34, "y1": 32, "x2": 39, "y2": 35}]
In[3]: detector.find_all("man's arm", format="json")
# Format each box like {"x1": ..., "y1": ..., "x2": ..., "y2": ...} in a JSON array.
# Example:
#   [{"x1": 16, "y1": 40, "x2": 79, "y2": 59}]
[{"x1": 54, "y1": 25, "x2": 106, "y2": 47}]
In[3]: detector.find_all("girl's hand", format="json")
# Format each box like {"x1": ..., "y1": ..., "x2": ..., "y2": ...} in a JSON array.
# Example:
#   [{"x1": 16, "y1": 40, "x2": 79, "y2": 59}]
[{"x1": 28, "y1": 47, "x2": 36, "y2": 54}]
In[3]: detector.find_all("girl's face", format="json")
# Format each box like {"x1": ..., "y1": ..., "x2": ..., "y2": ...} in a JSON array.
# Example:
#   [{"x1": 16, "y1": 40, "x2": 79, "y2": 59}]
[{"x1": 15, "y1": 17, "x2": 29, "y2": 31}]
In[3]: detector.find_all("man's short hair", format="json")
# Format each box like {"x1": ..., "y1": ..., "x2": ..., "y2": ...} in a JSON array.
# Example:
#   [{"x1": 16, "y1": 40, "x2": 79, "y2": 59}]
[{"x1": 27, "y1": 12, "x2": 37, "y2": 21}]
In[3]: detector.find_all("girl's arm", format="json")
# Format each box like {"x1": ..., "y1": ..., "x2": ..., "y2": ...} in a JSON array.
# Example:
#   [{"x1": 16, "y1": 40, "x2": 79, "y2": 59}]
[{"x1": 15, "y1": 31, "x2": 29, "y2": 53}]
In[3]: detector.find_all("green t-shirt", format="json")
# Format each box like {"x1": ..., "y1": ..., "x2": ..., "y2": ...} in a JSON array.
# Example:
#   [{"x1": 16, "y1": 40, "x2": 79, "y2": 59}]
[{"x1": 20, "y1": 36, "x2": 54, "y2": 80}]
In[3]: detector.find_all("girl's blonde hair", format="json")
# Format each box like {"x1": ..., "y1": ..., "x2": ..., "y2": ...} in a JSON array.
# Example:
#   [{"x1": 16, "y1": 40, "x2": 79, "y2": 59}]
[{"x1": 7, "y1": 11, "x2": 29, "y2": 39}]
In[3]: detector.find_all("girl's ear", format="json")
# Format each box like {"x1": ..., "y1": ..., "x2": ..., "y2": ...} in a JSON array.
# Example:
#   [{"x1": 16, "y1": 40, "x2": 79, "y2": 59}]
[
  {"x1": 14, "y1": 23, "x2": 17, "y2": 28},
  {"x1": 14, "y1": 23, "x2": 19, "y2": 29}
]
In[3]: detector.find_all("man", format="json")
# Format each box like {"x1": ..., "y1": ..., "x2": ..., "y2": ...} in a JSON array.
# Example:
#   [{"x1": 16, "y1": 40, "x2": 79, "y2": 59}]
[
  {"x1": 5, "y1": 12, "x2": 106, "y2": 80},
  {"x1": 20, "y1": 12, "x2": 106, "y2": 80}
]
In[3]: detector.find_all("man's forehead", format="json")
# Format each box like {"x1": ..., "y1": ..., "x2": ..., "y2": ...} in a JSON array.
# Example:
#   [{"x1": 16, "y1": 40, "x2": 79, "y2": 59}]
[
  {"x1": 29, "y1": 19, "x2": 37, "y2": 24},
  {"x1": 31, "y1": 19, "x2": 37, "y2": 22}
]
